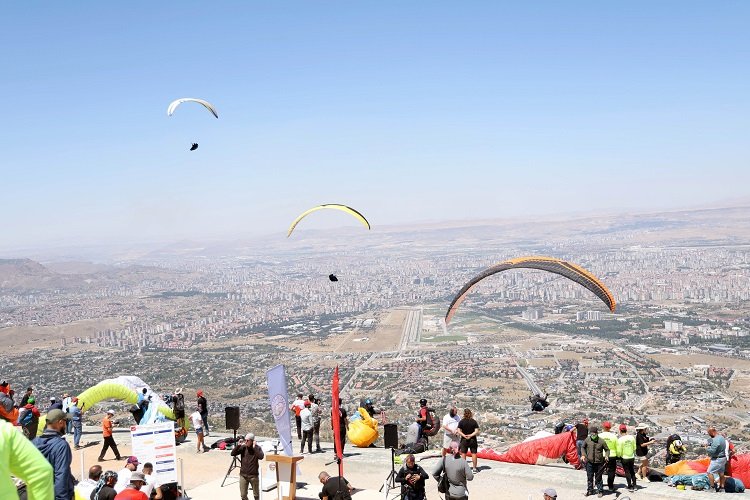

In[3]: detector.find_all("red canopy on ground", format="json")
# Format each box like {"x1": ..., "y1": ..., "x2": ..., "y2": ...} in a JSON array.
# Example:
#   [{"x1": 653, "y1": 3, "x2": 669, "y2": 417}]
[{"x1": 475, "y1": 430, "x2": 579, "y2": 468}]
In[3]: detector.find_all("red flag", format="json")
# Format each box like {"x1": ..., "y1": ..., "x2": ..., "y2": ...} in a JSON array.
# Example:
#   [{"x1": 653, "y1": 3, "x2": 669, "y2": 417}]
[{"x1": 331, "y1": 365, "x2": 343, "y2": 476}]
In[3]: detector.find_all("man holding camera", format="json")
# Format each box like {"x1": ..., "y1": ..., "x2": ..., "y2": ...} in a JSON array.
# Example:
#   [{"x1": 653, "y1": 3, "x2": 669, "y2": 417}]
[
  {"x1": 395, "y1": 454, "x2": 428, "y2": 500},
  {"x1": 231, "y1": 433, "x2": 265, "y2": 500}
]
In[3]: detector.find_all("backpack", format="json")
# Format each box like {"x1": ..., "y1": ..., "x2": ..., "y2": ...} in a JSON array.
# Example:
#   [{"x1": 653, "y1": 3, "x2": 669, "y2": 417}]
[
  {"x1": 174, "y1": 393, "x2": 185, "y2": 411},
  {"x1": 437, "y1": 457, "x2": 449, "y2": 493},
  {"x1": 19, "y1": 408, "x2": 34, "y2": 427}
]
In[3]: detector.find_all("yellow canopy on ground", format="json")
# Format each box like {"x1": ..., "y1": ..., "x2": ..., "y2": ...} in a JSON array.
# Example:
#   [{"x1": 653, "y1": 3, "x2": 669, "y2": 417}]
[{"x1": 348, "y1": 407, "x2": 379, "y2": 448}]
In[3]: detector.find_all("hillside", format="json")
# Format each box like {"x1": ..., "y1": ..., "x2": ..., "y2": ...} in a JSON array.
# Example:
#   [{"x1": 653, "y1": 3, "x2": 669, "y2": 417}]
[{"x1": 0, "y1": 258, "x2": 181, "y2": 291}]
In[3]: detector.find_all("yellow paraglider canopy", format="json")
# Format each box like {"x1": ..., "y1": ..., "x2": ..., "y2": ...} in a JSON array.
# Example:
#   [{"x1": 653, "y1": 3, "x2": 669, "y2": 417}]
[
  {"x1": 348, "y1": 407, "x2": 379, "y2": 448},
  {"x1": 287, "y1": 204, "x2": 370, "y2": 237}
]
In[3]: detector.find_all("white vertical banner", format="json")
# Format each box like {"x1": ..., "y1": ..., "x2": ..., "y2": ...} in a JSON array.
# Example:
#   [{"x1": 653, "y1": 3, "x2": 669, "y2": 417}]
[
  {"x1": 266, "y1": 365, "x2": 293, "y2": 457},
  {"x1": 130, "y1": 422, "x2": 178, "y2": 485},
  {"x1": 266, "y1": 364, "x2": 300, "y2": 496}
]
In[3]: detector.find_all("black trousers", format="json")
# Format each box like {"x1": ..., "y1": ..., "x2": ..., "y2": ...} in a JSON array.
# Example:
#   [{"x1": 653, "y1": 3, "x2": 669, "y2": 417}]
[
  {"x1": 301, "y1": 429, "x2": 313, "y2": 453},
  {"x1": 621, "y1": 458, "x2": 636, "y2": 488},
  {"x1": 200, "y1": 411, "x2": 209, "y2": 434},
  {"x1": 334, "y1": 429, "x2": 346, "y2": 455},
  {"x1": 295, "y1": 415, "x2": 302, "y2": 439},
  {"x1": 401, "y1": 488, "x2": 426, "y2": 500},
  {"x1": 313, "y1": 420, "x2": 321, "y2": 450},
  {"x1": 586, "y1": 461, "x2": 604, "y2": 493},
  {"x1": 99, "y1": 436, "x2": 121, "y2": 459},
  {"x1": 605, "y1": 457, "x2": 618, "y2": 489}
]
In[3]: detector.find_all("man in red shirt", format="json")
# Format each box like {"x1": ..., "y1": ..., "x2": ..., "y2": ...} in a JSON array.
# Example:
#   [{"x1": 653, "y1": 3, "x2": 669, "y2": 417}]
[
  {"x1": 416, "y1": 398, "x2": 429, "y2": 440},
  {"x1": 99, "y1": 409, "x2": 122, "y2": 461},
  {"x1": 113, "y1": 471, "x2": 148, "y2": 500}
]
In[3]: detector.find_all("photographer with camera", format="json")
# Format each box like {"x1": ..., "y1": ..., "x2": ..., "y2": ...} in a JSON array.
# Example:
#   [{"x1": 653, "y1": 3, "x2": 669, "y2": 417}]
[
  {"x1": 230, "y1": 433, "x2": 265, "y2": 500},
  {"x1": 395, "y1": 454, "x2": 428, "y2": 500}
]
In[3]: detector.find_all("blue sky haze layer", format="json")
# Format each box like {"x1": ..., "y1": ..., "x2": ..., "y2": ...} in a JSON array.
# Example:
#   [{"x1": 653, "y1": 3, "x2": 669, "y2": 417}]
[{"x1": 1, "y1": 2, "x2": 748, "y2": 249}]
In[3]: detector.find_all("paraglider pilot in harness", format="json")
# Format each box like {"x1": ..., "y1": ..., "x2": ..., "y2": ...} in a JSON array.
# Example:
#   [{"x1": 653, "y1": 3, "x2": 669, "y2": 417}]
[
  {"x1": 530, "y1": 393, "x2": 550, "y2": 412},
  {"x1": 416, "y1": 399, "x2": 429, "y2": 440},
  {"x1": 666, "y1": 434, "x2": 687, "y2": 465}
]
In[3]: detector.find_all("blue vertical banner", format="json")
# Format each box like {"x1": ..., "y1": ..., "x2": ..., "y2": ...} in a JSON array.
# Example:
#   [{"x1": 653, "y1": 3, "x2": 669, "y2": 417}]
[{"x1": 266, "y1": 364, "x2": 293, "y2": 457}]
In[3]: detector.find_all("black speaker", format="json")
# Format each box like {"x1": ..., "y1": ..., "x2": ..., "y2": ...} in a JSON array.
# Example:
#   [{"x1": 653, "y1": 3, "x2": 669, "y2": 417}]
[
  {"x1": 384, "y1": 423, "x2": 398, "y2": 449},
  {"x1": 225, "y1": 406, "x2": 240, "y2": 431}
]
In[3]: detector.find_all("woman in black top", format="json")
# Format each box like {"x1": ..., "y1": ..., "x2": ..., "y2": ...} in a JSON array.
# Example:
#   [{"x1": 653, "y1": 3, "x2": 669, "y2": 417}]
[
  {"x1": 458, "y1": 408, "x2": 481, "y2": 473},
  {"x1": 635, "y1": 425, "x2": 656, "y2": 479}
]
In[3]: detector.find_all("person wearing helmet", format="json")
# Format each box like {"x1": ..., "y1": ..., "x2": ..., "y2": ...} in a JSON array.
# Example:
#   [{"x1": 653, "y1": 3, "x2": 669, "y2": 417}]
[
  {"x1": 363, "y1": 399, "x2": 379, "y2": 418},
  {"x1": 666, "y1": 434, "x2": 687, "y2": 464},
  {"x1": 416, "y1": 399, "x2": 429, "y2": 440}
]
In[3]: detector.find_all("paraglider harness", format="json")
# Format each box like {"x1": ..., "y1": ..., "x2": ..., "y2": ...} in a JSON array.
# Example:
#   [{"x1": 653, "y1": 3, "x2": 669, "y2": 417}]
[
  {"x1": 666, "y1": 434, "x2": 686, "y2": 464},
  {"x1": 173, "y1": 393, "x2": 185, "y2": 413},
  {"x1": 530, "y1": 394, "x2": 549, "y2": 412},
  {"x1": 395, "y1": 437, "x2": 429, "y2": 456},
  {"x1": 421, "y1": 407, "x2": 440, "y2": 437},
  {"x1": 19, "y1": 408, "x2": 34, "y2": 427}
]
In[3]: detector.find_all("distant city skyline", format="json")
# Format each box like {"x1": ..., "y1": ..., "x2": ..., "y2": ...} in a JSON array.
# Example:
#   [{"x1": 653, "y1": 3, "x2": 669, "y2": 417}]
[{"x1": 2, "y1": 2, "x2": 748, "y2": 249}]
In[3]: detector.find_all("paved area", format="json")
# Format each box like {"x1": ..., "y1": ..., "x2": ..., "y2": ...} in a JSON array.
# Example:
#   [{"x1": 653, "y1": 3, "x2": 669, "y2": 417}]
[
  {"x1": 69, "y1": 426, "x2": 714, "y2": 500},
  {"x1": 185, "y1": 443, "x2": 713, "y2": 500}
]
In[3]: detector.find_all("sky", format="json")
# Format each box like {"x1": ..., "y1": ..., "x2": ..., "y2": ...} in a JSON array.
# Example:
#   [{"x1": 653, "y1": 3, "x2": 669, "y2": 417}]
[{"x1": 1, "y1": 2, "x2": 748, "y2": 250}]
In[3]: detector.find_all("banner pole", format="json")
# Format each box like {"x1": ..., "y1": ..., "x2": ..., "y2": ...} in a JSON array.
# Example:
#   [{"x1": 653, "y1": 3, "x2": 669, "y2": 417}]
[{"x1": 179, "y1": 457, "x2": 187, "y2": 499}]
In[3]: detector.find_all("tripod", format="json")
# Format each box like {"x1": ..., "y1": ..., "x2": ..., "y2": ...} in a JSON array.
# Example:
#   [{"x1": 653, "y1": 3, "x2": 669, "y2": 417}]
[
  {"x1": 379, "y1": 447, "x2": 399, "y2": 498},
  {"x1": 221, "y1": 429, "x2": 240, "y2": 487}
]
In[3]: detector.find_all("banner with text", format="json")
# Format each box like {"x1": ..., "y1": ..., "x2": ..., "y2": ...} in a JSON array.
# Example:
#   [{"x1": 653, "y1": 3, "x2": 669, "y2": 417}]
[
  {"x1": 266, "y1": 364, "x2": 293, "y2": 457},
  {"x1": 130, "y1": 422, "x2": 178, "y2": 485}
]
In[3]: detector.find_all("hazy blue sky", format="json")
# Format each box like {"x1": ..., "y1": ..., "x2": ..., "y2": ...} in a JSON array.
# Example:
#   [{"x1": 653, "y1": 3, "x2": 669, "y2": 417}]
[{"x1": 1, "y1": 2, "x2": 748, "y2": 249}]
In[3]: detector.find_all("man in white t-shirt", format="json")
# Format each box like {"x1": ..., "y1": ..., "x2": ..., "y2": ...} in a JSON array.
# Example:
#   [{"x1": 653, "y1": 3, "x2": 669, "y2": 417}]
[
  {"x1": 441, "y1": 405, "x2": 460, "y2": 457},
  {"x1": 74, "y1": 465, "x2": 102, "y2": 500},
  {"x1": 290, "y1": 394, "x2": 306, "y2": 440},
  {"x1": 115, "y1": 456, "x2": 139, "y2": 492},
  {"x1": 141, "y1": 462, "x2": 162, "y2": 499}
]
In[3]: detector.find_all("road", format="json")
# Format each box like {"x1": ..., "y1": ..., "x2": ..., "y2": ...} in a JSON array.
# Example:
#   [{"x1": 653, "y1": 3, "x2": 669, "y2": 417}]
[
  {"x1": 516, "y1": 363, "x2": 543, "y2": 396},
  {"x1": 397, "y1": 307, "x2": 422, "y2": 355}
]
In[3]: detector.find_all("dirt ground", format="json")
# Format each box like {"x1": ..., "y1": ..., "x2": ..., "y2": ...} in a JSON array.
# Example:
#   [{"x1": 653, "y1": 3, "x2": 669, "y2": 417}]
[
  {"x1": 333, "y1": 310, "x2": 407, "y2": 353},
  {"x1": 527, "y1": 358, "x2": 557, "y2": 368},
  {"x1": 651, "y1": 353, "x2": 750, "y2": 370}
]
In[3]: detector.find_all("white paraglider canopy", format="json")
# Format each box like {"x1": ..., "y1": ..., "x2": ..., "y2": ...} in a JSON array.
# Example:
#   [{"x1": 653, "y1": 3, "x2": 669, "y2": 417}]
[{"x1": 166, "y1": 97, "x2": 218, "y2": 118}]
